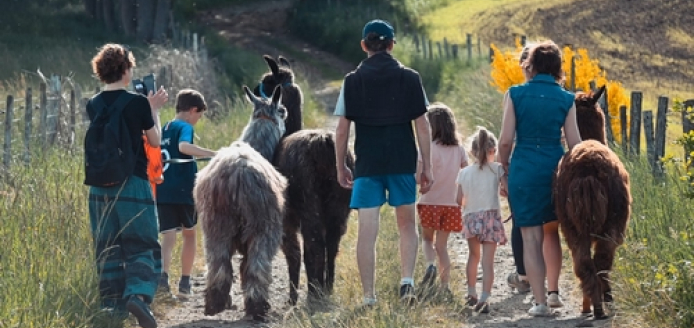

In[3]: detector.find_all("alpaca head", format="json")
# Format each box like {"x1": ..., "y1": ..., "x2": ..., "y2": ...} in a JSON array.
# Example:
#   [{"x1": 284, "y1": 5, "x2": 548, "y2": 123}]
[
  {"x1": 244, "y1": 84, "x2": 287, "y2": 130},
  {"x1": 253, "y1": 55, "x2": 295, "y2": 99},
  {"x1": 574, "y1": 85, "x2": 607, "y2": 145}
]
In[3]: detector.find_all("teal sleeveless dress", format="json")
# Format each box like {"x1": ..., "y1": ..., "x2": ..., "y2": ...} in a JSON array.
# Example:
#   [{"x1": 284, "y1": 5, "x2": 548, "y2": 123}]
[{"x1": 507, "y1": 74, "x2": 575, "y2": 227}]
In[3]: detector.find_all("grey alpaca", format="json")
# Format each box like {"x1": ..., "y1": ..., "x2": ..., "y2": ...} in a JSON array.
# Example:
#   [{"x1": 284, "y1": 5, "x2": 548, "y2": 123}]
[
  {"x1": 194, "y1": 85, "x2": 288, "y2": 321},
  {"x1": 255, "y1": 55, "x2": 355, "y2": 304},
  {"x1": 253, "y1": 55, "x2": 303, "y2": 137}
]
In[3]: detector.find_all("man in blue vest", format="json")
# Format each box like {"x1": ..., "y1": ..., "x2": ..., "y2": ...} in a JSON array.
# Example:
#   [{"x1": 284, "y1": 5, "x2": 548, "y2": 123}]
[{"x1": 334, "y1": 19, "x2": 434, "y2": 306}]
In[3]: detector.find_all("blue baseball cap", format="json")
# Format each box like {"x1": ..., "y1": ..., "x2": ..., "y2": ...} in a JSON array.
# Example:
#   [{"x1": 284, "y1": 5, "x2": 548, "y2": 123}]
[{"x1": 362, "y1": 19, "x2": 395, "y2": 41}]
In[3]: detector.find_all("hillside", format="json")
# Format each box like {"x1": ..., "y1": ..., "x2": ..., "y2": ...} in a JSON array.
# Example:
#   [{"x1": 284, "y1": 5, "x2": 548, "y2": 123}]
[{"x1": 425, "y1": 0, "x2": 694, "y2": 98}]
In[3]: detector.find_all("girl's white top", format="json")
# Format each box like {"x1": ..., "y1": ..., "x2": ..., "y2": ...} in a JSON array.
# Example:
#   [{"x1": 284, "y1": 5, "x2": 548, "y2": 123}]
[{"x1": 456, "y1": 162, "x2": 503, "y2": 215}]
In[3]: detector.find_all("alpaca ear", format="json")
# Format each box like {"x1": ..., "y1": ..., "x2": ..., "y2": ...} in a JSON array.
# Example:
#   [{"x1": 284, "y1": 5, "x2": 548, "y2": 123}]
[
  {"x1": 264, "y1": 55, "x2": 280, "y2": 77},
  {"x1": 593, "y1": 85, "x2": 607, "y2": 104},
  {"x1": 271, "y1": 85, "x2": 283, "y2": 106},
  {"x1": 278, "y1": 56, "x2": 291, "y2": 68},
  {"x1": 243, "y1": 85, "x2": 260, "y2": 105}
]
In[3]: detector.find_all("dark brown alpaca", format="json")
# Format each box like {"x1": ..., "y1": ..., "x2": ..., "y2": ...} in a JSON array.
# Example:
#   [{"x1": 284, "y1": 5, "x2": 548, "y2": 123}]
[
  {"x1": 272, "y1": 130, "x2": 354, "y2": 304},
  {"x1": 553, "y1": 85, "x2": 631, "y2": 320},
  {"x1": 253, "y1": 54, "x2": 354, "y2": 305},
  {"x1": 253, "y1": 55, "x2": 303, "y2": 137}
]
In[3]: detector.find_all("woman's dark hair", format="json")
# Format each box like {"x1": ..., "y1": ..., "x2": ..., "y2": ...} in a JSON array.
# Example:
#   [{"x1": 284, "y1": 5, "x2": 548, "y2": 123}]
[
  {"x1": 91, "y1": 44, "x2": 135, "y2": 84},
  {"x1": 522, "y1": 40, "x2": 563, "y2": 82},
  {"x1": 427, "y1": 102, "x2": 460, "y2": 146},
  {"x1": 363, "y1": 32, "x2": 394, "y2": 53},
  {"x1": 469, "y1": 126, "x2": 497, "y2": 169}
]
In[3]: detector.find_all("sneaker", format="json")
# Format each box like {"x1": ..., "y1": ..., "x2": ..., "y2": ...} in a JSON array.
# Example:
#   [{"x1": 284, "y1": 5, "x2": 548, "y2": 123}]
[
  {"x1": 126, "y1": 296, "x2": 158, "y2": 328},
  {"x1": 547, "y1": 293, "x2": 564, "y2": 308},
  {"x1": 465, "y1": 295, "x2": 478, "y2": 306},
  {"x1": 158, "y1": 273, "x2": 170, "y2": 293},
  {"x1": 399, "y1": 284, "x2": 416, "y2": 304},
  {"x1": 474, "y1": 301, "x2": 490, "y2": 314},
  {"x1": 420, "y1": 265, "x2": 438, "y2": 287},
  {"x1": 178, "y1": 280, "x2": 192, "y2": 300},
  {"x1": 528, "y1": 303, "x2": 553, "y2": 317},
  {"x1": 507, "y1": 272, "x2": 531, "y2": 293}
]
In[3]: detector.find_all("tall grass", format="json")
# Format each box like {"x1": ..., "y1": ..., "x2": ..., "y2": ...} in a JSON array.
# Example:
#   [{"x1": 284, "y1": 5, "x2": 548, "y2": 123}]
[
  {"x1": 612, "y1": 156, "x2": 694, "y2": 328},
  {"x1": 0, "y1": 148, "x2": 102, "y2": 328}
]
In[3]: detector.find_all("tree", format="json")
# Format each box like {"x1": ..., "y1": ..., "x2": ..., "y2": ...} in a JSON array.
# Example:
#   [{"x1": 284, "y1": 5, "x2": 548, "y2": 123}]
[
  {"x1": 120, "y1": 0, "x2": 137, "y2": 37},
  {"x1": 102, "y1": 0, "x2": 116, "y2": 32},
  {"x1": 84, "y1": 0, "x2": 96, "y2": 18},
  {"x1": 151, "y1": 0, "x2": 171, "y2": 43},
  {"x1": 136, "y1": 0, "x2": 156, "y2": 42}
]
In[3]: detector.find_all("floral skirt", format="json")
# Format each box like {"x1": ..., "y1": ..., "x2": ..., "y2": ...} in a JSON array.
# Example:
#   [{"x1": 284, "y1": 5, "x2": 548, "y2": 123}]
[{"x1": 462, "y1": 209, "x2": 508, "y2": 244}]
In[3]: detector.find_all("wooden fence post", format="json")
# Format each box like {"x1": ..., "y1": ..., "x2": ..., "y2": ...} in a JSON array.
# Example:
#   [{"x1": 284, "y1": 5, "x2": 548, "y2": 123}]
[
  {"x1": 428, "y1": 39, "x2": 433, "y2": 60},
  {"x1": 521, "y1": 35, "x2": 527, "y2": 46},
  {"x1": 70, "y1": 90, "x2": 76, "y2": 147},
  {"x1": 683, "y1": 99, "x2": 694, "y2": 161},
  {"x1": 451, "y1": 44, "x2": 459, "y2": 59},
  {"x1": 413, "y1": 33, "x2": 420, "y2": 53},
  {"x1": 598, "y1": 86, "x2": 615, "y2": 145},
  {"x1": 629, "y1": 91, "x2": 643, "y2": 156},
  {"x1": 443, "y1": 38, "x2": 449, "y2": 59},
  {"x1": 643, "y1": 110, "x2": 656, "y2": 175},
  {"x1": 654, "y1": 96, "x2": 668, "y2": 176},
  {"x1": 4, "y1": 96, "x2": 13, "y2": 169},
  {"x1": 489, "y1": 46, "x2": 494, "y2": 63},
  {"x1": 477, "y1": 36, "x2": 481, "y2": 57},
  {"x1": 620, "y1": 105, "x2": 628, "y2": 153},
  {"x1": 570, "y1": 55, "x2": 576, "y2": 92},
  {"x1": 24, "y1": 88, "x2": 32, "y2": 164},
  {"x1": 40, "y1": 83, "x2": 47, "y2": 148},
  {"x1": 47, "y1": 75, "x2": 61, "y2": 146},
  {"x1": 467, "y1": 33, "x2": 472, "y2": 63},
  {"x1": 436, "y1": 42, "x2": 442, "y2": 59}
]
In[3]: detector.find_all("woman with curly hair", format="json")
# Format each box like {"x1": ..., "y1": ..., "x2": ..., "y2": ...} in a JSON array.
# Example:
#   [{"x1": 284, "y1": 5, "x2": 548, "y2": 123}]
[{"x1": 87, "y1": 43, "x2": 167, "y2": 328}]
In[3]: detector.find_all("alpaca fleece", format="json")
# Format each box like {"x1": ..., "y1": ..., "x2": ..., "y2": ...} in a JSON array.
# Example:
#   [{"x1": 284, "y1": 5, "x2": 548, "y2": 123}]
[{"x1": 553, "y1": 86, "x2": 631, "y2": 319}]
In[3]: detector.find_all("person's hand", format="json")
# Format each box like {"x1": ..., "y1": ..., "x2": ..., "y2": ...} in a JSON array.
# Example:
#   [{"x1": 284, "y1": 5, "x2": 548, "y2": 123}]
[
  {"x1": 418, "y1": 167, "x2": 434, "y2": 194},
  {"x1": 337, "y1": 164, "x2": 353, "y2": 189},
  {"x1": 147, "y1": 86, "x2": 168, "y2": 111},
  {"x1": 499, "y1": 176, "x2": 509, "y2": 197}
]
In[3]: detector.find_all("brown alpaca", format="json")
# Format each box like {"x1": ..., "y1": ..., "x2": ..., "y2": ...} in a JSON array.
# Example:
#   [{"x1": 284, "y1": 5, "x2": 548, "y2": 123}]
[
  {"x1": 272, "y1": 130, "x2": 354, "y2": 304},
  {"x1": 553, "y1": 85, "x2": 631, "y2": 319},
  {"x1": 194, "y1": 85, "x2": 287, "y2": 321},
  {"x1": 253, "y1": 54, "x2": 354, "y2": 305},
  {"x1": 253, "y1": 55, "x2": 304, "y2": 138}
]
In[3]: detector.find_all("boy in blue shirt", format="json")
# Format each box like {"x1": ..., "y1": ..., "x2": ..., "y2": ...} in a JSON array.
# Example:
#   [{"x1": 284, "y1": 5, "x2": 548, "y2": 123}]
[{"x1": 156, "y1": 89, "x2": 217, "y2": 299}]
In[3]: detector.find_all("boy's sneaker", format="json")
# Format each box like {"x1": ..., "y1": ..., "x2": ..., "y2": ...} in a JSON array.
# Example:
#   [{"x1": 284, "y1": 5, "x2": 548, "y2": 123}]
[
  {"x1": 420, "y1": 265, "x2": 438, "y2": 287},
  {"x1": 507, "y1": 272, "x2": 531, "y2": 293},
  {"x1": 157, "y1": 273, "x2": 170, "y2": 293},
  {"x1": 528, "y1": 303, "x2": 553, "y2": 317},
  {"x1": 399, "y1": 284, "x2": 416, "y2": 304},
  {"x1": 178, "y1": 280, "x2": 193, "y2": 300},
  {"x1": 125, "y1": 296, "x2": 157, "y2": 328},
  {"x1": 547, "y1": 293, "x2": 564, "y2": 308}
]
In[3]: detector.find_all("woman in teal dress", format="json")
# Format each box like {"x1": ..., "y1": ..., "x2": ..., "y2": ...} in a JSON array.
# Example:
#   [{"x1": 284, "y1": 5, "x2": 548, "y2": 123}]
[{"x1": 497, "y1": 40, "x2": 582, "y2": 317}]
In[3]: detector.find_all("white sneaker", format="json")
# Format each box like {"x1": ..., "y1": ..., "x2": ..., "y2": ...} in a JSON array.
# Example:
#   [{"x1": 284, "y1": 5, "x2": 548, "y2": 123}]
[
  {"x1": 528, "y1": 303, "x2": 553, "y2": 317},
  {"x1": 547, "y1": 293, "x2": 564, "y2": 308}
]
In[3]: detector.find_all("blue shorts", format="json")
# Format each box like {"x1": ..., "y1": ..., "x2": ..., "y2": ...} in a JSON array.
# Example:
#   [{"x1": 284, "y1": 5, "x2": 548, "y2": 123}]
[{"x1": 350, "y1": 174, "x2": 416, "y2": 209}]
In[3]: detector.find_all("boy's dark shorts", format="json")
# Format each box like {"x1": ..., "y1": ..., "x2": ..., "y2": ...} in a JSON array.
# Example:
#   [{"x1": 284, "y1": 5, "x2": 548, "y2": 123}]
[{"x1": 157, "y1": 203, "x2": 197, "y2": 233}]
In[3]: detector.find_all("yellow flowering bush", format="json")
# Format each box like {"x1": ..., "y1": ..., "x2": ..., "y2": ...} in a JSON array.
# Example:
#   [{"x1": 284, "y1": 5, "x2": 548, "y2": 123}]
[{"x1": 490, "y1": 40, "x2": 631, "y2": 142}]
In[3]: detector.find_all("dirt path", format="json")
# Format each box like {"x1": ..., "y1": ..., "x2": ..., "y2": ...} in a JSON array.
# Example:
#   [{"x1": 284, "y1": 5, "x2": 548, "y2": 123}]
[{"x1": 152, "y1": 2, "x2": 614, "y2": 327}]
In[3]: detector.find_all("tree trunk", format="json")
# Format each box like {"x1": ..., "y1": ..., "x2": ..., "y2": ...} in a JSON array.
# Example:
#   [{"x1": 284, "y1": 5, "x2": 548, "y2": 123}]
[
  {"x1": 95, "y1": 0, "x2": 103, "y2": 22},
  {"x1": 151, "y1": 0, "x2": 171, "y2": 43},
  {"x1": 120, "y1": 0, "x2": 137, "y2": 36},
  {"x1": 102, "y1": 0, "x2": 116, "y2": 32},
  {"x1": 84, "y1": 0, "x2": 97, "y2": 18},
  {"x1": 136, "y1": 0, "x2": 157, "y2": 43}
]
